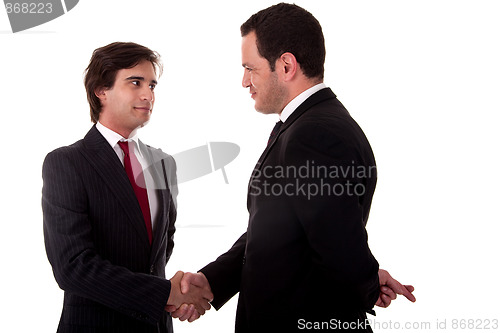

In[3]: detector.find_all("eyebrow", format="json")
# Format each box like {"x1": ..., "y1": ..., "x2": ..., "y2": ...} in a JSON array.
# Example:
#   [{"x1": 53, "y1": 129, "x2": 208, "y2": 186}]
[{"x1": 126, "y1": 76, "x2": 158, "y2": 85}]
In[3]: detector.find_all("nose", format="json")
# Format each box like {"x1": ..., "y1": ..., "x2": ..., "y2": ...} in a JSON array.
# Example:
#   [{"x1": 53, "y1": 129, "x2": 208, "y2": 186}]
[
  {"x1": 242, "y1": 70, "x2": 251, "y2": 88},
  {"x1": 141, "y1": 86, "x2": 154, "y2": 102}
]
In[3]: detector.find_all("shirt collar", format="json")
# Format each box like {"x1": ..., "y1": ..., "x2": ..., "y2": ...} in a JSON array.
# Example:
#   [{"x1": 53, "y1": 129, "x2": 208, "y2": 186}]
[
  {"x1": 280, "y1": 83, "x2": 327, "y2": 123},
  {"x1": 96, "y1": 122, "x2": 143, "y2": 157}
]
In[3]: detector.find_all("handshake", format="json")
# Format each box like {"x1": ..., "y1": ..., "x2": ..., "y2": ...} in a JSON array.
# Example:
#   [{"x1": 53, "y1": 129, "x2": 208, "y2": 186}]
[{"x1": 165, "y1": 271, "x2": 214, "y2": 322}]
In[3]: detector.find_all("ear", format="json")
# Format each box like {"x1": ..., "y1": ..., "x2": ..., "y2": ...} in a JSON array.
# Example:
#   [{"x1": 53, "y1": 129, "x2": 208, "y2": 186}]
[
  {"x1": 94, "y1": 87, "x2": 107, "y2": 101},
  {"x1": 279, "y1": 52, "x2": 298, "y2": 82}
]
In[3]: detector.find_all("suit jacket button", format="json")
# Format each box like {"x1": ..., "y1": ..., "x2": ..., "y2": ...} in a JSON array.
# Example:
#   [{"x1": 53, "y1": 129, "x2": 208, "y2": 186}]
[
  {"x1": 242, "y1": 256, "x2": 246, "y2": 265},
  {"x1": 150, "y1": 265, "x2": 155, "y2": 274}
]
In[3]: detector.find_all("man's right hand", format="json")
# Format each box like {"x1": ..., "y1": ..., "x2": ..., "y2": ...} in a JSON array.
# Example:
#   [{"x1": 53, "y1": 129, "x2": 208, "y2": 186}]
[
  {"x1": 376, "y1": 269, "x2": 416, "y2": 307},
  {"x1": 165, "y1": 272, "x2": 213, "y2": 322},
  {"x1": 166, "y1": 271, "x2": 213, "y2": 318}
]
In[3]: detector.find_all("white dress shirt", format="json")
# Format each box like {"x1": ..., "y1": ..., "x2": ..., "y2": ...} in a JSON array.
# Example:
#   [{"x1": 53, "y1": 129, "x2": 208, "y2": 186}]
[
  {"x1": 280, "y1": 82, "x2": 327, "y2": 122},
  {"x1": 96, "y1": 122, "x2": 159, "y2": 230}
]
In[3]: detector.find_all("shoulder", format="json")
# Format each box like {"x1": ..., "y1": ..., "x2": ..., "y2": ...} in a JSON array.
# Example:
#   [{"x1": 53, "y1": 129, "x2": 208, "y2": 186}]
[
  {"x1": 282, "y1": 108, "x2": 372, "y2": 163},
  {"x1": 285, "y1": 113, "x2": 347, "y2": 149},
  {"x1": 43, "y1": 139, "x2": 85, "y2": 168},
  {"x1": 292, "y1": 96, "x2": 369, "y2": 144},
  {"x1": 42, "y1": 140, "x2": 88, "y2": 187},
  {"x1": 144, "y1": 143, "x2": 171, "y2": 158},
  {"x1": 143, "y1": 144, "x2": 176, "y2": 168}
]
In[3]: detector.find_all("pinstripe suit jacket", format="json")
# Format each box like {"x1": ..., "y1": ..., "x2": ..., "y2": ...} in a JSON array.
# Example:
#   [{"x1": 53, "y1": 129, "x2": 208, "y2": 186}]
[{"x1": 42, "y1": 125, "x2": 177, "y2": 333}]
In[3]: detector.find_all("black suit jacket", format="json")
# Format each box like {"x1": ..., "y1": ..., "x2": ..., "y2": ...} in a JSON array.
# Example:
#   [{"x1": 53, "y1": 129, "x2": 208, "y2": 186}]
[
  {"x1": 42, "y1": 125, "x2": 177, "y2": 333},
  {"x1": 201, "y1": 88, "x2": 380, "y2": 332}
]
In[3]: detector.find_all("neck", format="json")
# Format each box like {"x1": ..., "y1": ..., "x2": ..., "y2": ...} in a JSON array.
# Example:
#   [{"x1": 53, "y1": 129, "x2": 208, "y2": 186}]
[
  {"x1": 98, "y1": 120, "x2": 136, "y2": 139},
  {"x1": 279, "y1": 79, "x2": 323, "y2": 114}
]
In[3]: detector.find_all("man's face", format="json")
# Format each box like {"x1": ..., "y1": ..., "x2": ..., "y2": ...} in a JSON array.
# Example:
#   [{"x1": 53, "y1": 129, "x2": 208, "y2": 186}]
[
  {"x1": 241, "y1": 31, "x2": 288, "y2": 114},
  {"x1": 98, "y1": 60, "x2": 157, "y2": 137}
]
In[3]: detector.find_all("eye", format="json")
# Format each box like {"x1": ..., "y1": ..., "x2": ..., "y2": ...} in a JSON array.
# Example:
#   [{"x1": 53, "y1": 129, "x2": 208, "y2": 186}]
[
  {"x1": 149, "y1": 83, "x2": 156, "y2": 91},
  {"x1": 131, "y1": 80, "x2": 140, "y2": 86}
]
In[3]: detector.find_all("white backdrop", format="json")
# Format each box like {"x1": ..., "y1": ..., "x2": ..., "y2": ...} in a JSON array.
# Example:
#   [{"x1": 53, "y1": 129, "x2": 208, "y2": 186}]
[{"x1": 1, "y1": 1, "x2": 499, "y2": 332}]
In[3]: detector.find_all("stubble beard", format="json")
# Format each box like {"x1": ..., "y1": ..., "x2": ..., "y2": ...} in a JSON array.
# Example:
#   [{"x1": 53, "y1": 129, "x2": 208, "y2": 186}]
[{"x1": 255, "y1": 73, "x2": 288, "y2": 115}]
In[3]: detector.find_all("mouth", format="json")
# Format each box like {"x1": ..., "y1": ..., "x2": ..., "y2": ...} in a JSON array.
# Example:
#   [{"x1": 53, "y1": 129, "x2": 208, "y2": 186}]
[
  {"x1": 250, "y1": 91, "x2": 256, "y2": 99},
  {"x1": 134, "y1": 106, "x2": 152, "y2": 113}
]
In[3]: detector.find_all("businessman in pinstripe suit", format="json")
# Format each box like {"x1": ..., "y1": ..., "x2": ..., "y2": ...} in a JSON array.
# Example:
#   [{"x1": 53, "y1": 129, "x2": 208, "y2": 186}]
[{"x1": 42, "y1": 42, "x2": 212, "y2": 333}]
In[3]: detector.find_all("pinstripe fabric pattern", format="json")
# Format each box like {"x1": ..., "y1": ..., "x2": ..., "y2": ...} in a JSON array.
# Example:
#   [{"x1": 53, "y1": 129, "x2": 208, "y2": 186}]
[{"x1": 42, "y1": 125, "x2": 177, "y2": 333}]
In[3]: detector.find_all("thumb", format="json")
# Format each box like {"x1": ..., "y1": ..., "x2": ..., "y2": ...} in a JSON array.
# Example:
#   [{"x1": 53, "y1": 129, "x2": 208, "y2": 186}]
[{"x1": 180, "y1": 273, "x2": 193, "y2": 294}]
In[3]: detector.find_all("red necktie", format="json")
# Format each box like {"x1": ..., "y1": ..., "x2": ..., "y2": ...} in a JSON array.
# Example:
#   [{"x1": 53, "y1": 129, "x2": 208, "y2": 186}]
[{"x1": 118, "y1": 141, "x2": 153, "y2": 244}]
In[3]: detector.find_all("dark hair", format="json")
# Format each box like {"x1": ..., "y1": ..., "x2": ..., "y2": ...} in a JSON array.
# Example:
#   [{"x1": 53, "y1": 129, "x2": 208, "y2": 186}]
[
  {"x1": 84, "y1": 42, "x2": 162, "y2": 123},
  {"x1": 241, "y1": 3, "x2": 325, "y2": 80}
]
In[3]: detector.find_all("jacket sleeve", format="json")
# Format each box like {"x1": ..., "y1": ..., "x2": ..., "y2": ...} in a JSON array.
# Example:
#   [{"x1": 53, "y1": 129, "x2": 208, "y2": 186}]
[
  {"x1": 42, "y1": 148, "x2": 171, "y2": 325},
  {"x1": 199, "y1": 233, "x2": 247, "y2": 310}
]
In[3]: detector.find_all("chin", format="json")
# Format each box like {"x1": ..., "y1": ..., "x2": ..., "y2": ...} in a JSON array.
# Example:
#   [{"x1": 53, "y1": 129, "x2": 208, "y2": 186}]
[
  {"x1": 255, "y1": 106, "x2": 277, "y2": 115},
  {"x1": 138, "y1": 113, "x2": 151, "y2": 125}
]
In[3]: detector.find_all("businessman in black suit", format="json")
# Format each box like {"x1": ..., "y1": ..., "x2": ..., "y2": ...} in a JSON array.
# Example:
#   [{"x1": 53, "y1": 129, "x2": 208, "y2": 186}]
[
  {"x1": 42, "y1": 42, "x2": 212, "y2": 333},
  {"x1": 168, "y1": 3, "x2": 415, "y2": 332}
]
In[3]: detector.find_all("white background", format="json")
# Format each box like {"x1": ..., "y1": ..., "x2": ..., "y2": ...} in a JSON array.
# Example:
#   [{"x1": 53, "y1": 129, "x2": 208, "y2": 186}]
[{"x1": 1, "y1": 0, "x2": 499, "y2": 332}]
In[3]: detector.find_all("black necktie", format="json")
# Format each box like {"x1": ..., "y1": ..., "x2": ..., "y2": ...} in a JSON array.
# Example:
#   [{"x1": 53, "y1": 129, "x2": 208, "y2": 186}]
[{"x1": 267, "y1": 120, "x2": 283, "y2": 146}]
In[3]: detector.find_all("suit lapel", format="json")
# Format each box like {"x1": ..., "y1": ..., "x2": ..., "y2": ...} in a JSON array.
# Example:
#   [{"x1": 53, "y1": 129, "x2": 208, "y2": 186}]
[
  {"x1": 139, "y1": 140, "x2": 171, "y2": 258},
  {"x1": 80, "y1": 125, "x2": 151, "y2": 247},
  {"x1": 248, "y1": 88, "x2": 337, "y2": 191}
]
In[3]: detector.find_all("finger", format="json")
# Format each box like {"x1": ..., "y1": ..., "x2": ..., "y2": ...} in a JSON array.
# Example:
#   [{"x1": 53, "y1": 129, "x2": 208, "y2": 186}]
[
  {"x1": 385, "y1": 277, "x2": 412, "y2": 299},
  {"x1": 401, "y1": 285, "x2": 416, "y2": 302},
  {"x1": 201, "y1": 300, "x2": 211, "y2": 311},
  {"x1": 388, "y1": 280, "x2": 416, "y2": 302},
  {"x1": 203, "y1": 290, "x2": 214, "y2": 303},
  {"x1": 179, "y1": 304, "x2": 195, "y2": 322},
  {"x1": 405, "y1": 285, "x2": 415, "y2": 293},
  {"x1": 380, "y1": 286, "x2": 397, "y2": 300},
  {"x1": 188, "y1": 311, "x2": 201, "y2": 323},
  {"x1": 381, "y1": 293, "x2": 392, "y2": 307},
  {"x1": 165, "y1": 305, "x2": 177, "y2": 313},
  {"x1": 171, "y1": 304, "x2": 189, "y2": 320},
  {"x1": 193, "y1": 303, "x2": 207, "y2": 316},
  {"x1": 375, "y1": 295, "x2": 390, "y2": 308},
  {"x1": 170, "y1": 310, "x2": 180, "y2": 319},
  {"x1": 375, "y1": 297, "x2": 385, "y2": 308}
]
